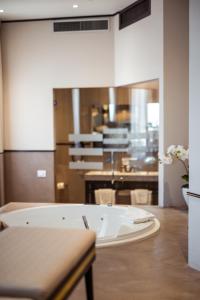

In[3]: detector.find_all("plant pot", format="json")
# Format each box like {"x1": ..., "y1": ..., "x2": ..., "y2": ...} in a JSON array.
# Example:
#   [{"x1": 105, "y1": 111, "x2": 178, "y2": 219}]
[{"x1": 182, "y1": 186, "x2": 189, "y2": 206}]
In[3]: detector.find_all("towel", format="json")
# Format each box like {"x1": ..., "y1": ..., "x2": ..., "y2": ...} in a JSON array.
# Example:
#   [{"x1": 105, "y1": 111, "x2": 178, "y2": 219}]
[
  {"x1": 130, "y1": 189, "x2": 152, "y2": 205},
  {"x1": 95, "y1": 189, "x2": 116, "y2": 205},
  {"x1": 125, "y1": 208, "x2": 155, "y2": 224},
  {"x1": 133, "y1": 215, "x2": 154, "y2": 224}
]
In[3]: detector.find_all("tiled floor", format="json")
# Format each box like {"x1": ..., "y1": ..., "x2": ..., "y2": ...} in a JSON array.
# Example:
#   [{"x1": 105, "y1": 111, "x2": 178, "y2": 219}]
[{"x1": 69, "y1": 207, "x2": 200, "y2": 300}]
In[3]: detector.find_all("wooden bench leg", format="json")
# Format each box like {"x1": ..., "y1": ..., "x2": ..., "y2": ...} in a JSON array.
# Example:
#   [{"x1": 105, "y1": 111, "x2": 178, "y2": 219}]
[{"x1": 85, "y1": 265, "x2": 94, "y2": 300}]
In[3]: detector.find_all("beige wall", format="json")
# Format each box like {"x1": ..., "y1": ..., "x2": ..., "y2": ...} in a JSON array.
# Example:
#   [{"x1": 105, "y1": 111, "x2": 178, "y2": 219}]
[
  {"x1": 0, "y1": 153, "x2": 4, "y2": 206},
  {"x1": 162, "y1": 0, "x2": 189, "y2": 207},
  {"x1": 2, "y1": 19, "x2": 114, "y2": 151},
  {"x1": 0, "y1": 25, "x2": 4, "y2": 206},
  {"x1": 0, "y1": 25, "x2": 3, "y2": 153},
  {"x1": 4, "y1": 152, "x2": 55, "y2": 203}
]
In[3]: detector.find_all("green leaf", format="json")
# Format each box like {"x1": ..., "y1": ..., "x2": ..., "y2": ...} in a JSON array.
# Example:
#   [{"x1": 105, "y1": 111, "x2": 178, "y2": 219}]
[{"x1": 182, "y1": 174, "x2": 189, "y2": 183}]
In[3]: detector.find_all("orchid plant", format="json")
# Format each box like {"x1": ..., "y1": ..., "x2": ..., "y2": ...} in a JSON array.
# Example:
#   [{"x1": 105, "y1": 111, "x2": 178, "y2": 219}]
[{"x1": 160, "y1": 145, "x2": 189, "y2": 186}]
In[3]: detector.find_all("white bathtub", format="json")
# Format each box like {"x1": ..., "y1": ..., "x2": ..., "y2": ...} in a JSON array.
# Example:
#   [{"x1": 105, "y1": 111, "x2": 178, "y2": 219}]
[{"x1": 0, "y1": 205, "x2": 160, "y2": 248}]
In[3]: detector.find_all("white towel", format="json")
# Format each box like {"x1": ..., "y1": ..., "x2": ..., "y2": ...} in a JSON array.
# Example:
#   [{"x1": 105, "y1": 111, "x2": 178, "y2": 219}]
[
  {"x1": 130, "y1": 189, "x2": 152, "y2": 205},
  {"x1": 133, "y1": 215, "x2": 154, "y2": 224},
  {"x1": 95, "y1": 189, "x2": 116, "y2": 205},
  {"x1": 125, "y1": 207, "x2": 155, "y2": 224}
]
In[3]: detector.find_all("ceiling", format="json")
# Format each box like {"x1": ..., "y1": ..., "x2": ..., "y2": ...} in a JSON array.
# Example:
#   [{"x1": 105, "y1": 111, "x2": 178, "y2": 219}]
[{"x1": 0, "y1": 0, "x2": 136, "y2": 21}]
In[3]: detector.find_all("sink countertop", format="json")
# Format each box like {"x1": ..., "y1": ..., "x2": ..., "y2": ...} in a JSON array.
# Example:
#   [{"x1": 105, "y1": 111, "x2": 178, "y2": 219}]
[{"x1": 84, "y1": 171, "x2": 158, "y2": 182}]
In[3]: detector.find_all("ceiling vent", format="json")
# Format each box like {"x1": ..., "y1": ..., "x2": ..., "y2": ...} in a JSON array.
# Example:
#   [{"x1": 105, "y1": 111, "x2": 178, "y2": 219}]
[
  {"x1": 54, "y1": 19, "x2": 108, "y2": 32},
  {"x1": 119, "y1": 0, "x2": 151, "y2": 30}
]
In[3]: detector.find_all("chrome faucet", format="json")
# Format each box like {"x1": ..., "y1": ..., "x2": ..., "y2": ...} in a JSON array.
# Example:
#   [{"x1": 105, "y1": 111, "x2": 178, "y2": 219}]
[{"x1": 111, "y1": 151, "x2": 115, "y2": 184}]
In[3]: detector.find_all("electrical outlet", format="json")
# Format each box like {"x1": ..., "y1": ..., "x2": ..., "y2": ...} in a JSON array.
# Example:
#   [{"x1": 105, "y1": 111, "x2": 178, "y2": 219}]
[{"x1": 37, "y1": 170, "x2": 47, "y2": 178}]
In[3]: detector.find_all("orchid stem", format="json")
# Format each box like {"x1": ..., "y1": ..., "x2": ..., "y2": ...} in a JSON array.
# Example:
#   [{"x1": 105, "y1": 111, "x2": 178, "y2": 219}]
[{"x1": 177, "y1": 158, "x2": 189, "y2": 175}]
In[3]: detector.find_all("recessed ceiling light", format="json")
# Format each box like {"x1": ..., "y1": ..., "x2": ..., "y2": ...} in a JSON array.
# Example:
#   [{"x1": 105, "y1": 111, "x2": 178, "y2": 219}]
[
  {"x1": 0, "y1": 9, "x2": 4, "y2": 13},
  {"x1": 73, "y1": 4, "x2": 79, "y2": 9}
]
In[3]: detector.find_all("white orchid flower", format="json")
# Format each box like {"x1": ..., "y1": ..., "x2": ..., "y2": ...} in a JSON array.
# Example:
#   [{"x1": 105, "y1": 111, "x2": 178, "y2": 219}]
[
  {"x1": 177, "y1": 149, "x2": 188, "y2": 161},
  {"x1": 167, "y1": 145, "x2": 176, "y2": 155},
  {"x1": 175, "y1": 145, "x2": 184, "y2": 155},
  {"x1": 174, "y1": 146, "x2": 188, "y2": 161},
  {"x1": 162, "y1": 155, "x2": 173, "y2": 165},
  {"x1": 161, "y1": 145, "x2": 189, "y2": 184}
]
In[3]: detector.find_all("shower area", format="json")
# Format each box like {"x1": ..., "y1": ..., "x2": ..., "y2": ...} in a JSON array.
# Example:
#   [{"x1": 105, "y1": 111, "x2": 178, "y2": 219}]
[{"x1": 54, "y1": 80, "x2": 159, "y2": 205}]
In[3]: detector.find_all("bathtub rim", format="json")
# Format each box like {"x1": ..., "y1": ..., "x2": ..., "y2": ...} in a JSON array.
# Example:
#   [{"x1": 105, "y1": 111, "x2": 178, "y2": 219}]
[{"x1": 0, "y1": 204, "x2": 160, "y2": 248}]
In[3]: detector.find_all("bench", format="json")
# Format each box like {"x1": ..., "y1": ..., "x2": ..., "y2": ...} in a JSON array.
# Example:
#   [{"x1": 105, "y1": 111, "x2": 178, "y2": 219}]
[{"x1": 0, "y1": 227, "x2": 96, "y2": 300}]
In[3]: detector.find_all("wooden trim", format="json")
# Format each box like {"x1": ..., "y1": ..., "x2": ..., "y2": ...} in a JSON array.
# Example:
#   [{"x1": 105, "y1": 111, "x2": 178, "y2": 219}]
[
  {"x1": 49, "y1": 244, "x2": 95, "y2": 300},
  {"x1": 53, "y1": 250, "x2": 95, "y2": 300},
  {"x1": 56, "y1": 142, "x2": 73, "y2": 146},
  {"x1": 187, "y1": 192, "x2": 200, "y2": 199}
]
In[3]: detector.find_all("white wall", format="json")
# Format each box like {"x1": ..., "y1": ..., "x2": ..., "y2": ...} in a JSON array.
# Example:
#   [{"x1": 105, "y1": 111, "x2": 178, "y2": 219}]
[
  {"x1": 1, "y1": 1, "x2": 164, "y2": 151},
  {"x1": 188, "y1": 0, "x2": 200, "y2": 271},
  {"x1": 2, "y1": 19, "x2": 114, "y2": 150},
  {"x1": 189, "y1": 0, "x2": 200, "y2": 195},
  {"x1": 114, "y1": 0, "x2": 163, "y2": 86}
]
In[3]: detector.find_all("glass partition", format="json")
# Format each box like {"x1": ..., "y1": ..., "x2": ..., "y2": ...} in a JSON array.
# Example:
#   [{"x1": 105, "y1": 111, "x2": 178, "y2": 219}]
[{"x1": 54, "y1": 80, "x2": 159, "y2": 204}]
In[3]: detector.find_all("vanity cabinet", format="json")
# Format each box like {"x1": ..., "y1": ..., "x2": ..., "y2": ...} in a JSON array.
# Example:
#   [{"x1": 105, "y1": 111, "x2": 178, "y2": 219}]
[{"x1": 84, "y1": 171, "x2": 158, "y2": 205}]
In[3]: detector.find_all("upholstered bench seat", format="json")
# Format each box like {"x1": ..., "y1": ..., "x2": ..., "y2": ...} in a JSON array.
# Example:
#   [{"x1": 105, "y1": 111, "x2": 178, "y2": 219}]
[{"x1": 0, "y1": 227, "x2": 96, "y2": 300}]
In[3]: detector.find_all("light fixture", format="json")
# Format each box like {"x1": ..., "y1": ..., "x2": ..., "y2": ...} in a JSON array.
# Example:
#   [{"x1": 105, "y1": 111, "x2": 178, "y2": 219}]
[
  {"x1": 73, "y1": 4, "x2": 78, "y2": 8},
  {"x1": 0, "y1": 9, "x2": 4, "y2": 13}
]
